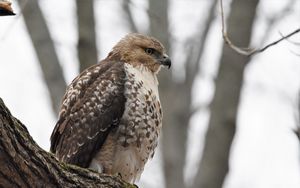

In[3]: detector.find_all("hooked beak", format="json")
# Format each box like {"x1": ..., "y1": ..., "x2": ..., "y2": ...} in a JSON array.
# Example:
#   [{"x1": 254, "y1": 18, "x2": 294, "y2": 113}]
[{"x1": 159, "y1": 54, "x2": 171, "y2": 69}]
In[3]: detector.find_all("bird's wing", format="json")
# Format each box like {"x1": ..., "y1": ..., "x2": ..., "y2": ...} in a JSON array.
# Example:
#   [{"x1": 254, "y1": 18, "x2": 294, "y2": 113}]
[{"x1": 50, "y1": 60, "x2": 126, "y2": 168}]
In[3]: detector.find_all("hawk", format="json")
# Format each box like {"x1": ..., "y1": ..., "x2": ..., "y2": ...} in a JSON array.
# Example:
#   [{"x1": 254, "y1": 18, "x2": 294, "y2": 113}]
[{"x1": 50, "y1": 33, "x2": 171, "y2": 183}]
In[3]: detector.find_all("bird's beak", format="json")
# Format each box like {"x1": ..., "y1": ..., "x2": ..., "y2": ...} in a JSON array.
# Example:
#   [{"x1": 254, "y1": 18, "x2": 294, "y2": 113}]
[{"x1": 159, "y1": 54, "x2": 171, "y2": 69}]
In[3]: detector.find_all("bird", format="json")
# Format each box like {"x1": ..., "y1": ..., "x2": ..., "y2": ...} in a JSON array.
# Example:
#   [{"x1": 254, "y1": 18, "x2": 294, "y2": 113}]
[{"x1": 50, "y1": 33, "x2": 171, "y2": 183}]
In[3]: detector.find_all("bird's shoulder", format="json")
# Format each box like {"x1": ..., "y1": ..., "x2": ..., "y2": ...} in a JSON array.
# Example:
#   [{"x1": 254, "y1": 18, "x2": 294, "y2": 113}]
[
  {"x1": 50, "y1": 60, "x2": 127, "y2": 167},
  {"x1": 66, "y1": 61, "x2": 125, "y2": 107}
]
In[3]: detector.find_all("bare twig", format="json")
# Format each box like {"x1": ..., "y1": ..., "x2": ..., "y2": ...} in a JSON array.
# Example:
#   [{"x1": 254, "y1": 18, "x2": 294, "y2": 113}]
[
  {"x1": 258, "y1": 0, "x2": 296, "y2": 47},
  {"x1": 277, "y1": 31, "x2": 300, "y2": 56},
  {"x1": 220, "y1": 0, "x2": 300, "y2": 56},
  {"x1": 252, "y1": 29, "x2": 300, "y2": 54},
  {"x1": 279, "y1": 31, "x2": 300, "y2": 46}
]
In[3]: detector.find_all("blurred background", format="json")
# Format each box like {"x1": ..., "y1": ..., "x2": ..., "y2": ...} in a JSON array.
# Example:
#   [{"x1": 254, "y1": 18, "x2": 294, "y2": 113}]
[{"x1": 1, "y1": 0, "x2": 300, "y2": 187}]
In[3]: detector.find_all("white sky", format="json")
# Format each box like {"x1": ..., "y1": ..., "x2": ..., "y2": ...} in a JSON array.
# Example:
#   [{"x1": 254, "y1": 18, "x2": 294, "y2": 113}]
[{"x1": 0, "y1": 0, "x2": 300, "y2": 188}]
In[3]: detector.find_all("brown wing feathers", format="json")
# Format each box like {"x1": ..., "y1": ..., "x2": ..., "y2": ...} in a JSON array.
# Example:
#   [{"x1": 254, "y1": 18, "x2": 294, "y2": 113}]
[{"x1": 50, "y1": 60, "x2": 126, "y2": 167}]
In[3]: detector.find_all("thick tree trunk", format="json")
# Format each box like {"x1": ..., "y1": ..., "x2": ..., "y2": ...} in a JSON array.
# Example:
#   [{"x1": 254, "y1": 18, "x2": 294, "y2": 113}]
[
  {"x1": 76, "y1": 0, "x2": 98, "y2": 72},
  {"x1": 0, "y1": 98, "x2": 135, "y2": 188},
  {"x1": 193, "y1": 0, "x2": 259, "y2": 188},
  {"x1": 18, "y1": 0, "x2": 67, "y2": 115}
]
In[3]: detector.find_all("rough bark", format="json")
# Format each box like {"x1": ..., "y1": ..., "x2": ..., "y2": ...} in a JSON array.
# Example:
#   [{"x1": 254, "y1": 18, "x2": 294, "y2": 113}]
[
  {"x1": 193, "y1": 0, "x2": 259, "y2": 188},
  {"x1": 76, "y1": 0, "x2": 98, "y2": 72},
  {"x1": 0, "y1": 98, "x2": 135, "y2": 188},
  {"x1": 18, "y1": 0, "x2": 66, "y2": 115}
]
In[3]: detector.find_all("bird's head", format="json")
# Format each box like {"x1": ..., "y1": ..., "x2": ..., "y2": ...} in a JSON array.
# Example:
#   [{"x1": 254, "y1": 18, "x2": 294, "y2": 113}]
[{"x1": 107, "y1": 33, "x2": 171, "y2": 73}]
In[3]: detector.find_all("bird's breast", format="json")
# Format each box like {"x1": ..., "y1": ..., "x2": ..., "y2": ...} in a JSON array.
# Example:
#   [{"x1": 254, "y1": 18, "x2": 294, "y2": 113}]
[
  {"x1": 110, "y1": 64, "x2": 163, "y2": 181},
  {"x1": 121, "y1": 63, "x2": 162, "y2": 147}
]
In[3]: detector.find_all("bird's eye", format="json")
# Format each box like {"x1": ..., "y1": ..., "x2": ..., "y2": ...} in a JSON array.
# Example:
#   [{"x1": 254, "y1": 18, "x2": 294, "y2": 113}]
[{"x1": 145, "y1": 48, "x2": 154, "y2": 55}]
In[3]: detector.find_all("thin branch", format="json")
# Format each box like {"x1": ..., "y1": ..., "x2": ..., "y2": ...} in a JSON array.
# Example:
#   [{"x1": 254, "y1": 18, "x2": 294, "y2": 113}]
[
  {"x1": 277, "y1": 31, "x2": 300, "y2": 57},
  {"x1": 252, "y1": 29, "x2": 300, "y2": 54},
  {"x1": 220, "y1": 0, "x2": 300, "y2": 56},
  {"x1": 258, "y1": 0, "x2": 296, "y2": 47},
  {"x1": 279, "y1": 31, "x2": 300, "y2": 46}
]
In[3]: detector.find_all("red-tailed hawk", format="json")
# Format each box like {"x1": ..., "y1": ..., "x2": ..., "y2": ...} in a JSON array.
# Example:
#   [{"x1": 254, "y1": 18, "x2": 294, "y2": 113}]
[{"x1": 50, "y1": 33, "x2": 171, "y2": 183}]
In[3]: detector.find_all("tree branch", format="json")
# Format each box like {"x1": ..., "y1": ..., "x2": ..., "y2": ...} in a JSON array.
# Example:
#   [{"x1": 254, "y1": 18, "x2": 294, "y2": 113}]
[
  {"x1": 220, "y1": 0, "x2": 300, "y2": 56},
  {"x1": 0, "y1": 0, "x2": 15, "y2": 16},
  {"x1": 0, "y1": 98, "x2": 135, "y2": 188},
  {"x1": 258, "y1": 0, "x2": 296, "y2": 47}
]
